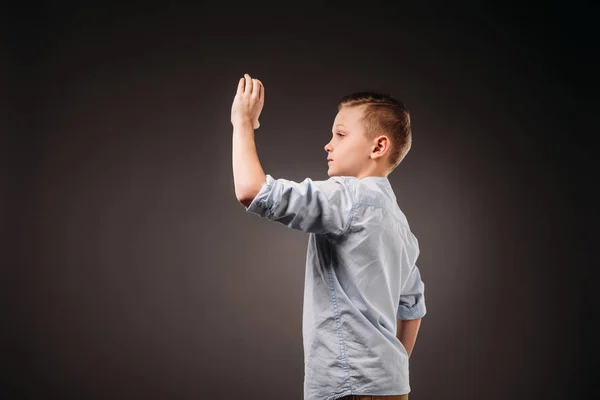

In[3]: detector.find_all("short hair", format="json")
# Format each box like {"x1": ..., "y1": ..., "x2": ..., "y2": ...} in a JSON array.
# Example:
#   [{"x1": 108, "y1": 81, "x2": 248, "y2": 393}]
[{"x1": 337, "y1": 91, "x2": 412, "y2": 173}]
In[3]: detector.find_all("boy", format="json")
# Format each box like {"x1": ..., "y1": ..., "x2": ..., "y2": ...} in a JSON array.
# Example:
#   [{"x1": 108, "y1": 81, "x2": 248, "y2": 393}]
[{"x1": 231, "y1": 74, "x2": 426, "y2": 400}]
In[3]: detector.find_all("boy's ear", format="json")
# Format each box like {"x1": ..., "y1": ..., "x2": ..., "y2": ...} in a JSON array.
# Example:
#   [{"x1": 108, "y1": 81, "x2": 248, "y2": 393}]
[{"x1": 373, "y1": 136, "x2": 389, "y2": 157}]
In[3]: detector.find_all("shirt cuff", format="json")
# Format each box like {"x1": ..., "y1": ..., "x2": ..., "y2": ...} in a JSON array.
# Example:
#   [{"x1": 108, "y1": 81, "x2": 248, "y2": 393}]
[
  {"x1": 245, "y1": 174, "x2": 275, "y2": 215},
  {"x1": 397, "y1": 301, "x2": 427, "y2": 320}
]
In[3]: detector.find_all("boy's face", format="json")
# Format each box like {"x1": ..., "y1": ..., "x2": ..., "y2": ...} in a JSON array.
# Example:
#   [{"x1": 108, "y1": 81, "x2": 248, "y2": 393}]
[{"x1": 325, "y1": 105, "x2": 373, "y2": 178}]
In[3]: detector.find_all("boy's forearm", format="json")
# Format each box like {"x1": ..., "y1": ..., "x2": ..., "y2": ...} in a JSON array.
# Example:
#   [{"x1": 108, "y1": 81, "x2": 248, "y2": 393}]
[
  {"x1": 396, "y1": 318, "x2": 422, "y2": 358},
  {"x1": 232, "y1": 119, "x2": 267, "y2": 201}
]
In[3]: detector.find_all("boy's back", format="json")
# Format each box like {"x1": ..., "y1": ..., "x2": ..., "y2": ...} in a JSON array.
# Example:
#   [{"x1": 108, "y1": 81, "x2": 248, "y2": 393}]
[{"x1": 245, "y1": 173, "x2": 427, "y2": 400}]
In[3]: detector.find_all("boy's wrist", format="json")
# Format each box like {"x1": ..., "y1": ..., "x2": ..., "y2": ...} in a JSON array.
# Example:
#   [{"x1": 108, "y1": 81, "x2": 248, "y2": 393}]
[{"x1": 232, "y1": 117, "x2": 254, "y2": 128}]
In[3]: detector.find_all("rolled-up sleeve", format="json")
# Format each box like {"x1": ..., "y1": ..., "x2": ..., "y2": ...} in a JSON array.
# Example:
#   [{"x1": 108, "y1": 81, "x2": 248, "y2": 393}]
[
  {"x1": 397, "y1": 264, "x2": 427, "y2": 320},
  {"x1": 245, "y1": 174, "x2": 355, "y2": 235}
]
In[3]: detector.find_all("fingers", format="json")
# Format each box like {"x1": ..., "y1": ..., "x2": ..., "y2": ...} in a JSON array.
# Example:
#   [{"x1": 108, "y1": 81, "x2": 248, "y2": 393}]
[
  {"x1": 253, "y1": 79, "x2": 261, "y2": 99},
  {"x1": 244, "y1": 73, "x2": 252, "y2": 95},
  {"x1": 240, "y1": 73, "x2": 263, "y2": 100},
  {"x1": 257, "y1": 80, "x2": 264, "y2": 102}
]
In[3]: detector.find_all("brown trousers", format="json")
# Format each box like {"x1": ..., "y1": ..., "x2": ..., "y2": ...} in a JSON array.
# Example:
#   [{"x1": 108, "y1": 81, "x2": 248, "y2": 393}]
[{"x1": 337, "y1": 395, "x2": 408, "y2": 400}]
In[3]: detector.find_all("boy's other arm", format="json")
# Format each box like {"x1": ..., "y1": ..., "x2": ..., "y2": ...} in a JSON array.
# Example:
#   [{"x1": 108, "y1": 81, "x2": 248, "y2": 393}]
[
  {"x1": 232, "y1": 118, "x2": 266, "y2": 205},
  {"x1": 396, "y1": 318, "x2": 422, "y2": 358}
]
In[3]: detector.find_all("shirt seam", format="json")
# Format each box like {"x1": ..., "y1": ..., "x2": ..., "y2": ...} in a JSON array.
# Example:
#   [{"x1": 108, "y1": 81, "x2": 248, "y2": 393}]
[
  {"x1": 338, "y1": 178, "x2": 357, "y2": 236},
  {"x1": 326, "y1": 247, "x2": 353, "y2": 393}
]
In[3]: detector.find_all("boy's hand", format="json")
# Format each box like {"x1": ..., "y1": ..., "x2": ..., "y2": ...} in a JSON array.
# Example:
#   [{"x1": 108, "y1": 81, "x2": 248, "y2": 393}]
[{"x1": 231, "y1": 73, "x2": 264, "y2": 129}]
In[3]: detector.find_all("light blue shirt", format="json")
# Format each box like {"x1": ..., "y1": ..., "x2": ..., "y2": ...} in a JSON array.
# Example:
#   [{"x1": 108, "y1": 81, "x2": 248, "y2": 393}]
[{"x1": 245, "y1": 174, "x2": 427, "y2": 400}]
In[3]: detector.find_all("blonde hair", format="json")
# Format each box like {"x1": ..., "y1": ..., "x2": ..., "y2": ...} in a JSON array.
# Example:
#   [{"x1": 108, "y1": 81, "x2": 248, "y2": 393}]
[{"x1": 337, "y1": 92, "x2": 412, "y2": 173}]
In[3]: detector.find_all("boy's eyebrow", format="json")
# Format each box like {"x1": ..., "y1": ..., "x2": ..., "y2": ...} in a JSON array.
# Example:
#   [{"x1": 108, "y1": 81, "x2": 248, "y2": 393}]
[{"x1": 332, "y1": 124, "x2": 347, "y2": 132}]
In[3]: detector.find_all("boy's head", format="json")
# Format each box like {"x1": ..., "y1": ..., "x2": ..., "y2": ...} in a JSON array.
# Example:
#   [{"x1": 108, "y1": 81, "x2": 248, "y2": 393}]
[{"x1": 325, "y1": 92, "x2": 412, "y2": 179}]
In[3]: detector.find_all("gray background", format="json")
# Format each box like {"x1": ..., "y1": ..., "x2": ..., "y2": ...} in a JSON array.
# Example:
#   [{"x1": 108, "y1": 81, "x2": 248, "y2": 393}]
[{"x1": 5, "y1": 2, "x2": 596, "y2": 399}]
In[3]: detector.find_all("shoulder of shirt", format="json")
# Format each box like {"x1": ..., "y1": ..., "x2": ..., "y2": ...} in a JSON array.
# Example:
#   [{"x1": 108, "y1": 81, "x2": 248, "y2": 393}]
[
  {"x1": 327, "y1": 175, "x2": 388, "y2": 195},
  {"x1": 324, "y1": 176, "x2": 362, "y2": 194},
  {"x1": 331, "y1": 176, "x2": 408, "y2": 222},
  {"x1": 309, "y1": 175, "x2": 417, "y2": 237},
  {"x1": 326, "y1": 175, "x2": 359, "y2": 185}
]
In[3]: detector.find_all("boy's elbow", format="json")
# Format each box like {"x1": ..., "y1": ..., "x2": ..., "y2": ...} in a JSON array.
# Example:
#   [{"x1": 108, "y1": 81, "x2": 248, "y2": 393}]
[
  {"x1": 236, "y1": 181, "x2": 265, "y2": 207},
  {"x1": 237, "y1": 188, "x2": 257, "y2": 208},
  {"x1": 238, "y1": 196, "x2": 254, "y2": 208}
]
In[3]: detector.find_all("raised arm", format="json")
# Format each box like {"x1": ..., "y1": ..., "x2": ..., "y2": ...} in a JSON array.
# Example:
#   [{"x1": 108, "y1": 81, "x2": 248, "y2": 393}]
[
  {"x1": 232, "y1": 118, "x2": 266, "y2": 205},
  {"x1": 231, "y1": 73, "x2": 266, "y2": 203}
]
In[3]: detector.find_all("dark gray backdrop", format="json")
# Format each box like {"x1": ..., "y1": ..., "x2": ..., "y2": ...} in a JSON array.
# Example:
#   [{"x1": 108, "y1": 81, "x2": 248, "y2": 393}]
[{"x1": 5, "y1": 2, "x2": 596, "y2": 399}]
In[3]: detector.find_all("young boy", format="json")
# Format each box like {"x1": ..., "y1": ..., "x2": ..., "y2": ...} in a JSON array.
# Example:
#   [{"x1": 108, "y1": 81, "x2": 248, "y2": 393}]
[{"x1": 231, "y1": 74, "x2": 426, "y2": 400}]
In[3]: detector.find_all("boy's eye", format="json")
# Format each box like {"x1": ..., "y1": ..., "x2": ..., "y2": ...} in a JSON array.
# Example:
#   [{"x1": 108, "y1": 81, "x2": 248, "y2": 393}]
[{"x1": 336, "y1": 132, "x2": 343, "y2": 137}]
